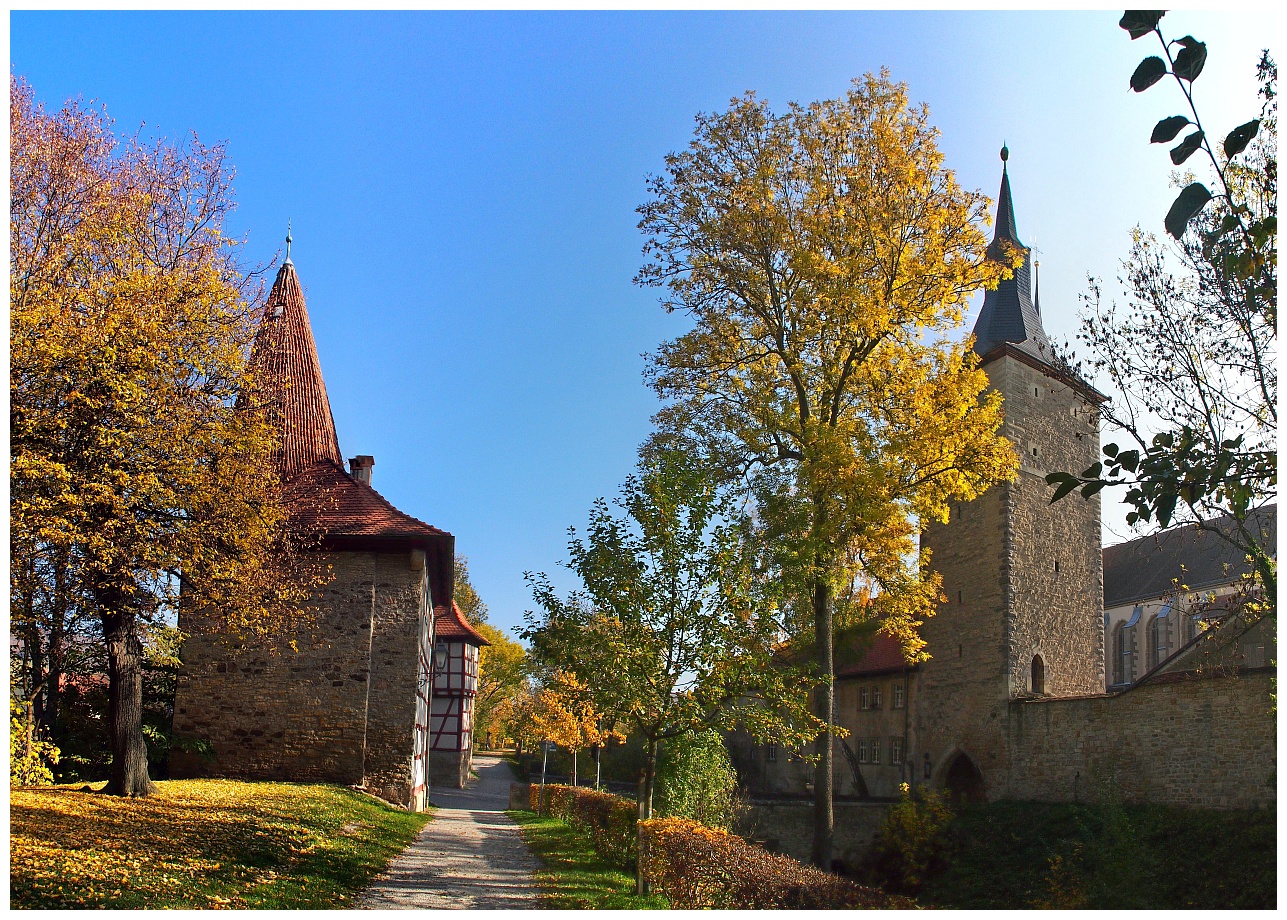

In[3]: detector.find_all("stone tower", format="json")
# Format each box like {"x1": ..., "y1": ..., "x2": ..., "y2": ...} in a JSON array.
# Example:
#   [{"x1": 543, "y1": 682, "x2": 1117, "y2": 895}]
[
  {"x1": 172, "y1": 254, "x2": 457, "y2": 809},
  {"x1": 913, "y1": 149, "x2": 1105, "y2": 801}
]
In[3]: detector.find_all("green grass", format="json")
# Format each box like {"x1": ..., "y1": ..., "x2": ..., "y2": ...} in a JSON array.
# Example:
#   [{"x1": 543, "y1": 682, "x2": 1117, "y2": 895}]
[
  {"x1": 10, "y1": 780, "x2": 431, "y2": 909},
  {"x1": 508, "y1": 810, "x2": 668, "y2": 909},
  {"x1": 917, "y1": 800, "x2": 1277, "y2": 909}
]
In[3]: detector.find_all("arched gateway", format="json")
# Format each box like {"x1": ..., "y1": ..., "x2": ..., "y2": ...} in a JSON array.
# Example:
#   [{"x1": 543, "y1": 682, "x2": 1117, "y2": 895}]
[{"x1": 943, "y1": 752, "x2": 985, "y2": 805}]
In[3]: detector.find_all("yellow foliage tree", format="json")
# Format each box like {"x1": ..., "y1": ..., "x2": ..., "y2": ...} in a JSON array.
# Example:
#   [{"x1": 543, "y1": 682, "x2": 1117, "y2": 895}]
[
  {"x1": 636, "y1": 72, "x2": 1019, "y2": 866},
  {"x1": 471, "y1": 621, "x2": 527, "y2": 749},
  {"x1": 10, "y1": 78, "x2": 321, "y2": 797}
]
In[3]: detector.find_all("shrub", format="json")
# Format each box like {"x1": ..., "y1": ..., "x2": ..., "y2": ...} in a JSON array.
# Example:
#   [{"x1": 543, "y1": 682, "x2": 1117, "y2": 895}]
[
  {"x1": 864, "y1": 782, "x2": 955, "y2": 894},
  {"x1": 518, "y1": 783, "x2": 639, "y2": 871},
  {"x1": 656, "y1": 729, "x2": 743, "y2": 830},
  {"x1": 10, "y1": 699, "x2": 60, "y2": 787},
  {"x1": 640, "y1": 816, "x2": 917, "y2": 909}
]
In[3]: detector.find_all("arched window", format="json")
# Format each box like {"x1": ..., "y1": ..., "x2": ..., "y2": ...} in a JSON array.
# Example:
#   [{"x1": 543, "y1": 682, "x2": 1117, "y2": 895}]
[
  {"x1": 1031, "y1": 654, "x2": 1045, "y2": 694},
  {"x1": 1112, "y1": 622, "x2": 1126, "y2": 685},
  {"x1": 1122, "y1": 605, "x2": 1142, "y2": 683},
  {"x1": 1147, "y1": 615, "x2": 1160, "y2": 670}
]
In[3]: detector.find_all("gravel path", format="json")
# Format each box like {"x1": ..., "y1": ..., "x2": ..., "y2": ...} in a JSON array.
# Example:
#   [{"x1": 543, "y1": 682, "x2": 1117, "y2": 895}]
[{"x1": 359, "y1": 755, "x2": 540, "y2": 910}]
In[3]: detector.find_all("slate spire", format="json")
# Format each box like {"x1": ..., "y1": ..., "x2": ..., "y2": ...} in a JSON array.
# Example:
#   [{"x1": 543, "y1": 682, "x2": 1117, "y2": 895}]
[
  {"x1": 244, "y1": 258, "x2": 344, "y2": 475},
  {"x1": 971, "y1": 146, "x2": 1051, "y2": 364}
]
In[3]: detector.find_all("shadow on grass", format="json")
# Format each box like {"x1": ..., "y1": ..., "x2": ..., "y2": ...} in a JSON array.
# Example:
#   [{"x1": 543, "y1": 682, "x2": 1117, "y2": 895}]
[{"x1": 508, "y1": 810, "x2": 667, "y2": 909}]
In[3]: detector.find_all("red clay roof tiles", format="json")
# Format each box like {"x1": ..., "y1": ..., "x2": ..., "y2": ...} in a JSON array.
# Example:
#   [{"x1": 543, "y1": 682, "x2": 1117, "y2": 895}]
[
  {"x1": 282, "y1": 460, "x2": 447, "y2": 545},
  {"x1": 835, "y1": 634, "x2": 913, "y2": 678},
  {"x1": 244, "y1": 262, "x2": 344, "y2": 475},
  {"x1": 435, "y1": 601, "x2": 489, "y2": 646},
  {"x1": 247, "y1": 262, "x2": 453, "y2": 566}
]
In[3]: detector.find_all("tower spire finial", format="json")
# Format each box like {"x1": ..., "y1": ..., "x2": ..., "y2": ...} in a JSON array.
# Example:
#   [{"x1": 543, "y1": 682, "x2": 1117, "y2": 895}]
[
  {"x1": 1001, "y1": 141, "x2": 1009, "y2": 168},
  {"x1": 285, "y1": 220, "x2": 293, "y2": 264}
]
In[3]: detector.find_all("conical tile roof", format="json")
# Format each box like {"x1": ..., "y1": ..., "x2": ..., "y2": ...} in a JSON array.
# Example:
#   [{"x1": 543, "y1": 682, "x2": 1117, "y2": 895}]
[
  {"x1": 972, "y1": 151, "x2": 1052, "y2": 365},
  {"x1": 244, "y1": 261, "x2": 344, "y2": 475},
  {"x1": 243, "y1": 258, "x2": 455, "y2": 611}
]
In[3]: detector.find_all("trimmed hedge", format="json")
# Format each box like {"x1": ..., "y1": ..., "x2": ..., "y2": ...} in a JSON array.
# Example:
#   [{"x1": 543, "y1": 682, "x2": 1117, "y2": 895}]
[
  {"x1": 515, "y1": 783, "x2": 638, "y2": 871},
  {"x1": 639, "y1": 817, "x2": 917, "y2": 909}
]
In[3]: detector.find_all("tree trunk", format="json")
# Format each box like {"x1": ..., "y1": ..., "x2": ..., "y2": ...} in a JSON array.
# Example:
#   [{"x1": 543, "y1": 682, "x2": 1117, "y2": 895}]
[
  {"x1": 811, "y1": 576, "x2": 835, "y2": 871},
  {"x1": 593, "y1": 744, "x2": 602, "y2": 788},
  {"x1": 636, "y1": 737, "x2": 660, "y2": 895},
  {"x1": 101, "y1": 599, "x2": 156, "y2": 797}
]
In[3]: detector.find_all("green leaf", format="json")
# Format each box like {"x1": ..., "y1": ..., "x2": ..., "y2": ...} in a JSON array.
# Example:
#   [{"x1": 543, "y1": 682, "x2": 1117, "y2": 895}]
[
  {"x1": 1169, "y1": 130, "x2": 1205, "y2": 165},
  {"x1": 1172, "y1": 36, "x2": 1207, "y2": 82},
  {"x1": 1155, "y1": 492, "x2": 1179, "y2": 527},
  {"x1": 1130, "y1": 56, "x2": 1168, "y2": 92},
  {"x1": 1049, "y1": 477, "x2": 1081, "y2": 503},
  {"x1": 1151, "y1": 431, "x2": 1174, "y2": 449},
  {"x1": 1117, "y1": 450, "x2": 1141, "y2": 473},
  {"x1": 1103, "y1": 443, "x2": 1120, "y2": 458},
  {"x1": 1119, "y1": 10, "x2": 1165, "y2": 39},
  {"x1": 1223, "y1": 119, "x2": 1261, "y2": 158},
  {"x1": 1080, "y1": 481, "x2": 1106, "y2": 499},
  {"x1": 1150, "y1": 115, "x2": 1190, "y2": 143},
  {"x1": 1164, "y1": 182, "x2": 1212, "y2": 238},
  {"x1": 1080, "y1": 462, "x2": 1103, "y2": 479}
]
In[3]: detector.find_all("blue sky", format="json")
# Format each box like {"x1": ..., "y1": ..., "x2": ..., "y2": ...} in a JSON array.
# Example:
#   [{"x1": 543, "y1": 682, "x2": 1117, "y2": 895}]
[{"x1": 12, "y1": 11, "x2": 1271, "y2": 638}]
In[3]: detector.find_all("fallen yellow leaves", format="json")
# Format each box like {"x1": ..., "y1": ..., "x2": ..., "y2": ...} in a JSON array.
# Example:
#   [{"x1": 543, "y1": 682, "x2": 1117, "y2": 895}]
[{"x1": 10, "y1": 779, "x2": 431, "y2": 909}]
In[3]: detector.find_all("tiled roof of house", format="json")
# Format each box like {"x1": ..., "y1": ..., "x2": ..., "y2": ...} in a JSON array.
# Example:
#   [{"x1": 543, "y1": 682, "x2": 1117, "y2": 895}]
[
  {"x1": 244, "y1": 259, "x2": 456, "y2": 610},
  {"x1": 243, "y1": 261, "x2": 344, "y2": 474},
  {"x1": 282, "y1": 460, "x2": 449, "y2": 546},
  {"x1": 435, "y1": 601, "x2": 489, "y2": 646},
  {"x1": 1102, "y1": 505, "x2": 1276, "y2": 608},
  {"x1": 835, "y1": 633, "x2": 914, "y2": 678},
  {"x1": 972, "y1": 149, "x2": 1053, "y2": 367}
]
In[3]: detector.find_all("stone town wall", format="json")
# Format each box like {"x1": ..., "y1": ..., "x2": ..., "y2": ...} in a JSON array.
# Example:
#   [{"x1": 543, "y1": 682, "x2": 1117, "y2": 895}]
[
  {"x1": 738, "y1": 801, "x2": 892, "y2": 872},
  {"x1": 1000, "y1": 669, "x2": 1276, "y2": 809},
  {"x1": 171, "y1": 549, "x2": 427, "y2": 806},
  {"x1": 431, "y1": 750, "x2": 472, "y2": 790},
  {"x1": 359, "y1": 553, "x2": 429, "y2": 805}
]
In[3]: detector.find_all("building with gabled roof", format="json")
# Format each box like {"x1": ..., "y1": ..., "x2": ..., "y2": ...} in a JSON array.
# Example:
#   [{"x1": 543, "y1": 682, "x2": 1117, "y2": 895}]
[{"x1": 171, "y1": 251, "x2": 466, "y2": 806}]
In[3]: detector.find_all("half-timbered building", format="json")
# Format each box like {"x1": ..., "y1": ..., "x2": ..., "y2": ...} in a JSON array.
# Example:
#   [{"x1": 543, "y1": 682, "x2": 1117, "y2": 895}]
[{"x1": 429, "y1": 601, "x2": 488, "y2": 787}]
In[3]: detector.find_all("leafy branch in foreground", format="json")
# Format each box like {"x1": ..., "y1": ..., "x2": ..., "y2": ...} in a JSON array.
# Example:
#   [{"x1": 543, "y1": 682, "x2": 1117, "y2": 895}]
[{"x1": 1048, "y1": 16, "x2": 1275, "y2": 611}]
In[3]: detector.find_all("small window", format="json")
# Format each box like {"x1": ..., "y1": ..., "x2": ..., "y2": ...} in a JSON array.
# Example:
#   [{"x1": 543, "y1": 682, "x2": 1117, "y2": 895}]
[
  {"x1": 766, "y1": 743, "x2": 777, "y2": 763},
  {"x1": 923, "y1": 753, "x2": 932, "y2": 780},
  {"x1": 957, "y1": 590, "x2": 963, "y2": 605},
  {"x1": 1032, "y1": 445, "x2": 1039, "y2": 458},
  {"x1": 1035, "y1": 387, "x2": 1040, "y2": 397},
  {"x1": 1054, "y1": 560, "x2": 1060, "y2": 573},
  {"x1": 891, "y1": 738, "x2": 903, "y2": 765},
  {"x1": 858, "y1": 740, "x2": 868, "y2": 763},
  {"x1": 872, "y1": 686, "x2": 883, "y2": 709},
  {"x1": 1031, "y1": 654, "x2": 1045, "y2": 694},
  {"x1": 893, "y1": 683, "x2": 905, "y2": 709},
  {"x1": 871, "y1": 739, "x2": 881, "y2": 765},
  {"x1": 859, "y1": 687, "x2": 870, "y2": 710}
]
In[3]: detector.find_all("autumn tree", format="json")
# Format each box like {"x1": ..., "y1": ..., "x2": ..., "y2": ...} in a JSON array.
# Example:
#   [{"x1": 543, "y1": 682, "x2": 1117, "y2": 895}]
[
  {"x1": 454, "y1": 556, "x2": 490, "y2": 625},
  {"x1": 524, "y1": 452, "x2": 822, "y2": 829},
  {"x1": 10, "y1": 78, "x2": 317, "y2": 797},
  {"x1": 636, "y1": 73, "x2": 1018, "y2": 867},
  {"x1": 471, "y1": 621, "x2": 527, "y2": 749},
  {"x1": 1049, "y1": 15, "x2": 1276, "y2": 612}
]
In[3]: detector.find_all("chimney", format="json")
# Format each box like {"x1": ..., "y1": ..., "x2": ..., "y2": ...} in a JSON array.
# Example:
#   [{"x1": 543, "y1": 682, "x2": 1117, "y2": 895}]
[{"x1": 348, "y1": 455, "x2": 375, "y2": 486}]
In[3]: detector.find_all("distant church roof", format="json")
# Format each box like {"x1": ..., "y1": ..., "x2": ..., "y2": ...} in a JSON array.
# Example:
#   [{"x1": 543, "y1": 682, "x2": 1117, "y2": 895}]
[
  {"x1": 1102, "y1": 505, "x2": 1277, "y2": 608},
  {"x1": 246, "y1": 256, "x2": 454, "y2": 609},
  {"x1": 972, "y1": 147, "x2": 1053, "y2": 366}
]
